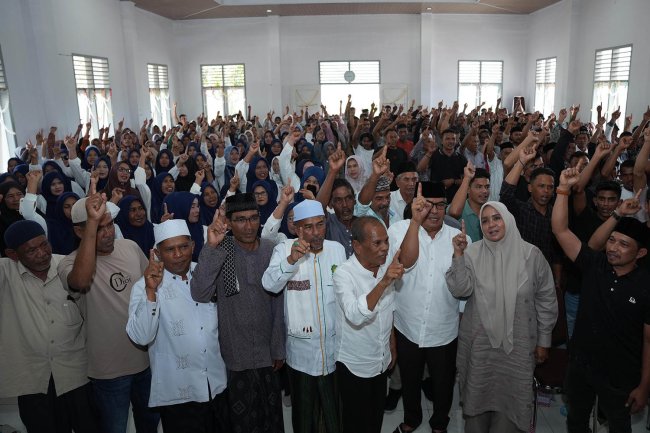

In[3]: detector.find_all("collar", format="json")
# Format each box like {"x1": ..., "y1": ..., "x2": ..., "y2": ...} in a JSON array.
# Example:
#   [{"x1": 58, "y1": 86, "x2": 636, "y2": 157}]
[{"x1": 17, "y1": 259, "x2": 57, "y2": 284}]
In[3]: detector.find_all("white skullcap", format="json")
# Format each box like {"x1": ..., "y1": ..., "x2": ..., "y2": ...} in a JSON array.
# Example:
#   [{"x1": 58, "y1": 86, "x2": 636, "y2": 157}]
[
  {"x1": 71, "y1": 197, "x2": 120, "y2": 224},
  {"x1": 293, "y1": 199, "x2": 325, "y2": 223},
  {"x1": 154, "y1": 219, "x2": 191, "y2": 246}
]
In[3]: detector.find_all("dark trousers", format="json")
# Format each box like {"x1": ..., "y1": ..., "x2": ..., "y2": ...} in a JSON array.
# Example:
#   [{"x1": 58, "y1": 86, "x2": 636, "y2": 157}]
[
  {"x1": 17, "y1": 375, "x2": 99, "y2": 433},
  {"x1": 396, "y1": 330, "x2": 457, "y2": 431},
  {"x1": 91, "y1": 367, "x2": 159, "y2": 433},
  {"x1": 566, "y1": 356, "x2": 632, "y2": 433},
  {"x1": 227, "y1": 367, "x2": 284, "y2": 433},
  {"x1": 287, "y1": 366, "x2": 340, "y2": 433},
  {"x1": 159, "y1": 389, "x2": 230, "y2": 433},
  {"x1": 336, "y1": 361, "x2": 388, "y2": 433}
]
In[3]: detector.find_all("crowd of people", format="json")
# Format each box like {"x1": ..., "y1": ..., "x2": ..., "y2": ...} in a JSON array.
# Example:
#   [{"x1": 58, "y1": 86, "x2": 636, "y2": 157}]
[{"x1": 0, "y1": 94, "x2": 649, "y2": 433}]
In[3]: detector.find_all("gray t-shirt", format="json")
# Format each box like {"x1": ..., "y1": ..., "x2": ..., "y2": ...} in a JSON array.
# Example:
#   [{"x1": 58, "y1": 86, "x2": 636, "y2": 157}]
[{"x1": 59, "y1": 239, "x2": 150, "y2": 379}]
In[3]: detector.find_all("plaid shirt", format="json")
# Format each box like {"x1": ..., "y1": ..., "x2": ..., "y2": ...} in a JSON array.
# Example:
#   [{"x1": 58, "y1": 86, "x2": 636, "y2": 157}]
[{"x1": 500, "y1": 180, "x2": 561, "y2": 265}]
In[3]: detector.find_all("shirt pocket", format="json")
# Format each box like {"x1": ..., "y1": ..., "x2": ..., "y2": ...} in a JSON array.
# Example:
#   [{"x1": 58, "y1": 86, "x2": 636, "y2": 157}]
[{"x1": 61, "y1": 299, "x2": 84, "y2": 327}]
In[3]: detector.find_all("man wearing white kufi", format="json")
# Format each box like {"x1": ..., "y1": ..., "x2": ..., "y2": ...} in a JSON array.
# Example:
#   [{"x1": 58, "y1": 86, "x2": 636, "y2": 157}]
[
  {"x1": 262, "y1": 199, "x2": 347, "y2": 433},
  {"x1": 126, "y1": 219, "x2": 229, "y2": 433}
]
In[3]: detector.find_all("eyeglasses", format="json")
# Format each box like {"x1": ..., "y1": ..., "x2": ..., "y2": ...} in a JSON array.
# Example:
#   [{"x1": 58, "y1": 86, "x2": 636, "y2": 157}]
[
  {"x1": 428, "y1": 201, "x2": 448, "y2": 210},
  {"x1": 230, "y1": 215, "x2": 260, "y2": 225},
  {"x1": 117, "y1": 167, "x2": 132, "y2": 174},
  {"x1": 253, "y1": 191, "x2": 268, "y2": 197}
]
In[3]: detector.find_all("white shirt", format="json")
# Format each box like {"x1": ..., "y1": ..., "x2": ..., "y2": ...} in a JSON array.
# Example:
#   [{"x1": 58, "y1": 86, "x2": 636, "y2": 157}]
[
  {"x1": 126, "y1": 263, "x2": 227, "y2": 407},
  {"x1": 388, "y1": 220, "x2": 470, "y2": 348},
  {"x1": 487, "y1": 156, "x2": 504, "y2": 202},
  {"x1": 333, "y1": 249, "x2": 402, "y2": 378},
  {"x1": 262, "y1": 240, "x2": 346, "y2": 376},
  {"x1": 389, "y1": 189, "x2": 409, "y2": 222}
]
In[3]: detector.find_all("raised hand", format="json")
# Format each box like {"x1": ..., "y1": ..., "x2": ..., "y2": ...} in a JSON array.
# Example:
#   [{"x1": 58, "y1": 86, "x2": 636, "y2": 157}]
[
  {"x1": 298, "y1": 188, "x2": 315, "y2": 201},
  {"x1": 382, "y1": 249, "x2": 404, "y2": 284},
  {"x1": 611, "y1": 106, "x2": 621, "y2": 121},
  {"x1": 195, "y1": 169, "x2": 205, "y2": 185},
  {"x1": 411, "y1": 183, "x2": 432, "y2": 225},
  {"x1": 288, "y1": 227, "x2": 311, "y2": 265},
  {"x1": 328, "y1": 142, "x2": 346, "y2": 172},
  {"x1": 110, "y1": 187, "x2": 125, "y2": 204},
  {"x1": 229, "y1": 171, "x2": 240, "y2": 192},
  {"x1": 160, "y1": 203, "x2": 174, "y2": 223},
  {"x1": 85, "y1": 193, "x2": 107, "y2": 222},
  {"x1": 372, "y1": 145, "x2": 390, "y2": 177},
  {"x1": 144, "y1": 249, "x2": 164, "y2": 292},
  {"x1": 452, "y1": 220, "x2": 468, "y2": 257},
  {"x1": 464, "y1": 160, "x2": 476, "y2": 180},
  {"x1": 26, "y1": 170, "x2": 42, "y2": 193},
  {"x1": 559, "y1": 168, "x2": 580, "y2": 189},
  {"x1": 206, "y1": 209, "x2": 227, "y2": 247},
  {"x1": 279, "y1": 180, "x2": 295, "y2": 205},
  {"x1": 617, "y1": 189, "x2": 643, "y2": 216},
  {"x1": 644, "y1": 126, "x2": 650, "y2": 142}
]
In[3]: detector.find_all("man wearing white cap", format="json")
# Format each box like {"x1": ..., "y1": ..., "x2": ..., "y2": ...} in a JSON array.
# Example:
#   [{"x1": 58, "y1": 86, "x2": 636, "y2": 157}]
[
  {"x1": 126, "y1": 219, "x2": 229, "y2": 433},
  {"x1": 57, "y1": 192, "x2": 159, "y2": 433},
  {"x1": 262, "y1": 199, "x2": 347, "y2": 433}
]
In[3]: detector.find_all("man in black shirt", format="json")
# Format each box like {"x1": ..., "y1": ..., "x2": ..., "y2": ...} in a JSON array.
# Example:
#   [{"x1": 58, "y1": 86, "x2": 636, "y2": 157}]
[
  {"x1": 552, "y1": 167, "x2": 650, "y2": 433},
  {"x1": 417, "y1": 128, "x2": 466, "y2": 202}
]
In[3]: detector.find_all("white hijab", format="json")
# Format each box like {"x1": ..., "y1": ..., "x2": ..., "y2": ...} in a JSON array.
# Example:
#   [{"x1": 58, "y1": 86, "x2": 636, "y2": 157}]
[
  {"x1": 464, "y1": 201, "x2": 534, "y2": 354},
  {"x1": 344, "y1": 155, "x2": 368, "y2": 194}
]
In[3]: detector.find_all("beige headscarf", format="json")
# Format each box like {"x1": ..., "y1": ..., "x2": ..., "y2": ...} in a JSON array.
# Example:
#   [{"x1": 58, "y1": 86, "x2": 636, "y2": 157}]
[{"x1": 464, "y1": 201, "x2": 534, "y2": 354}]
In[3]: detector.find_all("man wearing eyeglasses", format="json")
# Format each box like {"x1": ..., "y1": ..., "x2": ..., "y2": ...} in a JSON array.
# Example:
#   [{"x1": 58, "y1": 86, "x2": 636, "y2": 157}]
[
  {"x1": 387, "y1": 182, "x2": 471, "y2": 433},
  {"x1": 191, "y1": 192, "x2": 286, "y2": 433}
]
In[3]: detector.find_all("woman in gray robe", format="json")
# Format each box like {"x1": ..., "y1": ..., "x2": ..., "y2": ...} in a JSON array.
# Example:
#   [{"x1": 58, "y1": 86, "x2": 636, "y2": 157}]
[{"x1": 445, "y1": 201, "x2": 557, "y2": 433}]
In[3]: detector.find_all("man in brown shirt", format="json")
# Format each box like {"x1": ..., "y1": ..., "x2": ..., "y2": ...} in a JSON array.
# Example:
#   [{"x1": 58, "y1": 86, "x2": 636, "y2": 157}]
[
  {"x1": 1, "y1": 220, "x2": 97, "y2": 433},
  {"x1": 58, "y1": 193, "x2": 159, "y2": 433}
]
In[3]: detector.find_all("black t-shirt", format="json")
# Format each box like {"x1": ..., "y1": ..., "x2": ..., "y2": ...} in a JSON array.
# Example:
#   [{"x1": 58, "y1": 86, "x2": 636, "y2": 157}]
[
  {"x1": 428, "y1": 149, "x2": 467, "y2": 201},
  {"x1": 571, "y1": 244, "x2": 650, "y2": 389},
  {"x1": 564, "y1": 206, "x2": 606, "y2": 294}
]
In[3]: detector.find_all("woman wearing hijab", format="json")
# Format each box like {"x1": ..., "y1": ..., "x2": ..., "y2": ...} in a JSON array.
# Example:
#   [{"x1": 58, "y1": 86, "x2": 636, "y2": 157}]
[
  {"x1": 155, "y1": 148, "x2": 175, "y2": 174},
  {"x1": 216, "y1": 145, "x2": 239, "y2": 192},
  {"x1": 39, "y1": 171, "x2": 71, "y2": 219},
  {"x1": 0, "y1": 181, "x2": 25, "y2": 256},
  {"x1": 115, "y1": 195, "x2": 155, "y2": 256},
  {"x1": 163, "y1": 191, "x2": 205, "y2": 262},
  {"x1": 199, "y1": 183, "x2": 220, "y2": 226},
  {"x1": 445, "y1": 201, "x2": 557, "y2": 433},
  {"x1": 46, "y1": 192, "x2": 79, "y2": 255},
  {"x1": 261, "y1": 183, "x2": 298, "y2": 245},
  {"x1": 11, "y1": 164, "x2": 29, "y2": 188},
  {"x1": 244, "y1": 156, "x2": 278, "y2": 199},
  {"x1": 295, "y1": 165, "x2": 325, "y2": 203},
  {"x1": 251, "y1": 180, "x2": 278, "y2": 227},
  {"x1": 344, "y1": 155, "x2": 368, "y2": 195},
  {"x1": 70, "y1": 154, "x2": 111, "y2": 194},
  {"x1": 103, "y1": 160, "x2": 142, "y2": 201},
  {"x1": 150, "y1": 172, "x2": 175, "y2": 224},
  {"x1": 174, "y1": 155, "x2": 198, "y2": 192},
  {"x1": 81, "y1": 146, "x2": 101, "y2": 171},
  {"x1": 6, "y1": 157, "x2": 22, "y2": 174}
]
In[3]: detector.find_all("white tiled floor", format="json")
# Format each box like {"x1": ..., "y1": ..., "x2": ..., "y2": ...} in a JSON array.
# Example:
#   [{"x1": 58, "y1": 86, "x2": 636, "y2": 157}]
[{"x1": 3, "y1": 388, "x2": 650, "y2": 432}]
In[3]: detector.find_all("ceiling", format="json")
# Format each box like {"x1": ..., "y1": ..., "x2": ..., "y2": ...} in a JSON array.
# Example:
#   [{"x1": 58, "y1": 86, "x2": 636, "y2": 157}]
[{"x1": 131, "y1": 0, "x2": 562, "y2": 20}]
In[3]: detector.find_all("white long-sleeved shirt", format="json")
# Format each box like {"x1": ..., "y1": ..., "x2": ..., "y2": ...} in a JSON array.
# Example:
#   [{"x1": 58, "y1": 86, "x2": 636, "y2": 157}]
[
  {"x1": 262, "y1": 239, "x2": 346, "y2": 376},
  {"x1": 387, "y1": 220, "x2": 470, "y2": 348},
  {"x1": 333, "y1": 247, "x2": 404, "y2": 378},
  {"x1": 389, "y1": 189, "x2": 408, "y2": 222},
  {"x1": 126, "y1": 264, "x2": 227, "y2": 407}
]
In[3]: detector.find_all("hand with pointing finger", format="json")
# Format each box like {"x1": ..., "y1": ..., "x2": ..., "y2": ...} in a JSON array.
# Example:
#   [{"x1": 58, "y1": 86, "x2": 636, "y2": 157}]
[
  {"x1": 453, "y1": 220, "x2": 468, "y2": 257},
  {"x1": 161, "y1": 203, "x2": 174, "y2": 223},
  {"x1": 381, "y1": 249, "x2": 404, "y2": 285},
  {"x1": 207, "y1": 209, "x2": 227, "y2": 247},
  {"x1": 144, "y1": 249, "x2": 164, "y2": 295},
  {"x1": 410, "y1": 183, "x2": 432, "y2": 225},
  {"x1": 288, "y1": 227, "x2": 311, "y2": 265}
]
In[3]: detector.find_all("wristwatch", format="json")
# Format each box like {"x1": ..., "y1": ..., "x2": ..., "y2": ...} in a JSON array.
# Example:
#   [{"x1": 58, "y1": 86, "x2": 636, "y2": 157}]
[{"x1": 612, "y1": 210, "x2": 622, "y2": 221}]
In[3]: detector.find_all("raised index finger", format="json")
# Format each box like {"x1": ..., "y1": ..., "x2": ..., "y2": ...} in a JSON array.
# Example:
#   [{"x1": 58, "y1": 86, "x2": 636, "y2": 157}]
[
  {"x1": 634, "y1": 188, "x2": 643, "y2": 200},
  {"x1": 461, "y1": 219, "x2": 466, "y2": 235},
  {"x1": 149, "y1": 248, "x2": 157, "y2": 264},
  {"x1": 417, "y1": 182, "x2": 422, "y2": 198}
]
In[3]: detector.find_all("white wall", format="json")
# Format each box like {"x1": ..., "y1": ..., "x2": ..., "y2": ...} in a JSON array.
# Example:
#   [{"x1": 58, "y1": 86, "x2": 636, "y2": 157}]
[{"x1": 1, "y1": 0, "x2": 649, "y2": 166}]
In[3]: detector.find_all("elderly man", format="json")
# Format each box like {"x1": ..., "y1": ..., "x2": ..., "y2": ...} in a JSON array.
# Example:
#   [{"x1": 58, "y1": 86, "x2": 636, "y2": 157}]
[
  {"x1": 262, "y1": 199, "x2": 347, "y2": 433},
  {"x1": 355, "y1": 145, "x2": 397, "y2": 228},
  {"x1": 191, "y1": 193, "x2": 286, "y2": 433},
  {"x1": 334, "y1": 201, "x2": 427, "y2": 433},
  {"x1": 58, "y1": 192, "x2": 159, "y2": 433},
  {"x1": 127, "y1": 219, "x2": 229, "y2": 433},
  {"x1": 0, "y1": 220, "x2": 98, "y2": 433}
]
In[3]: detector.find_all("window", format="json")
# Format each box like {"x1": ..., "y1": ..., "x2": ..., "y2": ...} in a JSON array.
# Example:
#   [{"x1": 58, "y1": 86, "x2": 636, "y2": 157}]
[
  {"x1": 535, "y1": 57, "x2": 556, "y2": 117},
  {"x1": 319, "y1": 61, "x2": 380, "y2": 113},
  {"x1": 458, "y1": 61, "x2": 502, "y2": 109},
  {"x1": 591, "y1": 45, "x2": 632, "y2": 129},
  {"x1": 148, "y1": 64, "x2": 170, "y2": 129},
  {"x1": 201, "y1": 64, "x2": 246, "y2": 121},
  {"x1": 73, "y1": 55, "x2": 113, "y2": 138},
  {"x1": 0, "y1": 47, "x2": 16, "y2": 171}
]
